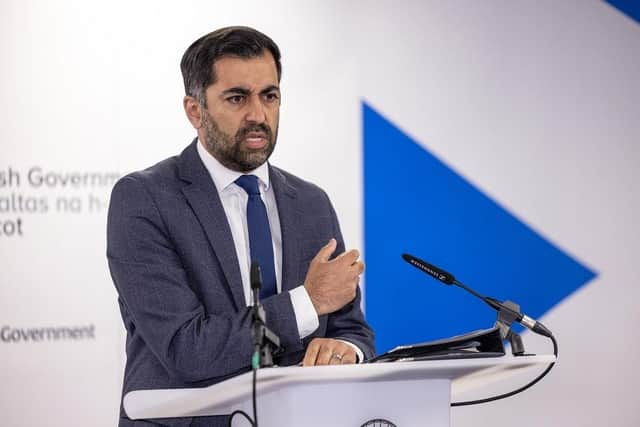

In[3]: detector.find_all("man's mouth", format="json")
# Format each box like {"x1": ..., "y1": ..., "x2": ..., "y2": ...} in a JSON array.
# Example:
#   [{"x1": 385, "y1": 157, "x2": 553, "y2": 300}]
[{"x1": 244, "y1": 132, "x2": 268, "y2": 149}]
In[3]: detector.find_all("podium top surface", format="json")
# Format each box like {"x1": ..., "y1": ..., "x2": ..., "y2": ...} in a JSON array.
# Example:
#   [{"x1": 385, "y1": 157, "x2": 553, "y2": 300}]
[{"x1": 124, "y1": 355, "x2": 555, "y2": 420}]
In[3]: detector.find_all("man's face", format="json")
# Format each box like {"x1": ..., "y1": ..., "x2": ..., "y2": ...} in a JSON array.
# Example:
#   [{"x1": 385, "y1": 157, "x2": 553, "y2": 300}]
[{"x1": 198, "y1": 51, "x2": 280, "y2": 172}]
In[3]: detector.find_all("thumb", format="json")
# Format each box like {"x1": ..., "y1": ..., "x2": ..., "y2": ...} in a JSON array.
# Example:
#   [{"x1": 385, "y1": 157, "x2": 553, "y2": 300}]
[{"x1": 315, "y1": 238, "x2": 337, "y2": 263}]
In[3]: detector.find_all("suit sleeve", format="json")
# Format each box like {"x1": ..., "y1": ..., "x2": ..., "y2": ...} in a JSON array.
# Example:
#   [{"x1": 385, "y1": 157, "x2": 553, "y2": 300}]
[
  {"x1": 107, "y1": 176, "x2": 303, "y2": 383},
  {"x1": 322, "y1": 193, "x2": 376, "y2": 360}
]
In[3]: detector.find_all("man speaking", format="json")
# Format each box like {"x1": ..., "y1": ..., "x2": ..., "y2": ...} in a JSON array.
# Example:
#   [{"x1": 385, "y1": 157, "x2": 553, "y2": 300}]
[{"x1": 107, "y1": 26, "x2": 375, "y2": 426}]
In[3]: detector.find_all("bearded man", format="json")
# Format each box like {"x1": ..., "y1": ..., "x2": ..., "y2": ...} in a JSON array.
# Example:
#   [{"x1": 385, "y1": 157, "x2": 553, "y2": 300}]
[{"x1": 107, "y1": 26, "x2": 375, "y2": 427}]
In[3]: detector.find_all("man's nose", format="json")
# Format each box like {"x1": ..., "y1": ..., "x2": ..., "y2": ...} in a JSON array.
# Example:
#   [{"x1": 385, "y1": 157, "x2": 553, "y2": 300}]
[{"x1": 245, "y1": 96, "x2": 266, "y2": 123}]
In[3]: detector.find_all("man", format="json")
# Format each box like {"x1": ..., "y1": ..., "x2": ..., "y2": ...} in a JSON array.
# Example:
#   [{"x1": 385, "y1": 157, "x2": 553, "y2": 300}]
[{"x1": 107, "y1": 26, "x2": 375, "y2": 426}]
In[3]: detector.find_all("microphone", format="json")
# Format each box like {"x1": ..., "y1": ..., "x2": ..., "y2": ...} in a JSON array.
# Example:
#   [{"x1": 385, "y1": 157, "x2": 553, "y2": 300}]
[
  {"x1": 402, "y1": 253, "x2": 454, "y2": 285},
  {"x1": 250, "y1": 262, "x2": 263, "y2": 370},
  {"x1": 250, "y1": 262, "x2": 262, "y2": 306},
  {"x1": 249, "y1": 261, "x2": 281, "y2": 369},
  {"x1": 402, "y1": 253, "x2": 553, "y2": 338}
]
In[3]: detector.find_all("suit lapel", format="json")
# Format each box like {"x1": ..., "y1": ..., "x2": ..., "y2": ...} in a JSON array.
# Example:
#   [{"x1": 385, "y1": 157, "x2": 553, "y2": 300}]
[
  {"x1": 177, "y1": 140, "x2": 245, "y2": 311},
  {"x1": 270, "y1": 165, "x2": 301, "y2": 293}
]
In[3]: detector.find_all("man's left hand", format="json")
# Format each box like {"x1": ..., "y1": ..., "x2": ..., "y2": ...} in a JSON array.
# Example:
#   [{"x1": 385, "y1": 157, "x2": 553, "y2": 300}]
[{"x1": 302, "y1": 338, "x2": 357, "y2": 366}]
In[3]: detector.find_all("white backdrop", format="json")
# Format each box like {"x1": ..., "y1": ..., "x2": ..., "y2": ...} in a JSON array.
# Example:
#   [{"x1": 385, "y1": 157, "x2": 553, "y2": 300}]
[{"x1": 1, "y1": 1, "x2": 638, "y2": 426}]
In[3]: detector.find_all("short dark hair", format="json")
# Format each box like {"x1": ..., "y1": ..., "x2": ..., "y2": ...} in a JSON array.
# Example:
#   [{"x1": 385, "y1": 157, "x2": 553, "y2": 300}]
[{"x1": 180, "y1": 26, "x2": 282, "y2": 106}]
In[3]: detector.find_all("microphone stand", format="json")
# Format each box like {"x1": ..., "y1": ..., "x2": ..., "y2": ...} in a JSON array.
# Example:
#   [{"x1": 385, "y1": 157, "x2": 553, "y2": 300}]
[
  {"x1": 233, "y1": 263, "x2": 282, "y2": 427},
  {"x1": 493, "y1": 300, "x2": 526, "y2": 356},
  {"x1": 250, "y1": 263, "x2": 281, "y2": 369},
  {"x1": 401, "y1": 253, "x2": 559, "y2": 406},
  {"x1": 251, "y1": 300, "x2": 281, "y2": 368}
]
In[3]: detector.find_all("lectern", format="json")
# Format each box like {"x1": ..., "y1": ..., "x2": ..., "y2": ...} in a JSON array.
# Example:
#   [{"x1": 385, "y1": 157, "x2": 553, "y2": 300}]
[{"x1": 124, "y1": 355, "x2": 554, "y2": 426}]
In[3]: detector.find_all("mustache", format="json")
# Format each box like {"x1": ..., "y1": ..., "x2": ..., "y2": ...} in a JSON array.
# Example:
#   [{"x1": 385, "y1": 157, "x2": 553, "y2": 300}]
[{"x1": 236, "y1": 123, "x2": 273, "y2": 141}]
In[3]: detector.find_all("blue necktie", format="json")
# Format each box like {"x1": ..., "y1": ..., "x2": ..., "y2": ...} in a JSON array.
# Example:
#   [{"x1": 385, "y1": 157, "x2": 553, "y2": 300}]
[{"x1": 235, "y1": 175, "x2": 277, "y2": 300}]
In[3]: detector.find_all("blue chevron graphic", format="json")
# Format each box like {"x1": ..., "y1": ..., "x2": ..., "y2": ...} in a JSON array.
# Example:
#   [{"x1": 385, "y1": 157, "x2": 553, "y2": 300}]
[
  {"x1": 363, "y1": 102, "x2": 597, "y2": 353},
  {"x1": 605, "y1": 1, "x2": 640, "y2": 24}
]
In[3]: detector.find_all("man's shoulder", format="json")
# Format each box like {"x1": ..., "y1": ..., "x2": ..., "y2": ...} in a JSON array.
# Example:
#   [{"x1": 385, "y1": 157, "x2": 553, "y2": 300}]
[
  {"x1": 128, "y1": 155, "x2": 181, "y2": 187},
  {"x1": 269, "y1": 165, "x2": 327, "y2": 199},
  {"x1": 113, "y1": 144, "x2": 192, "y2": 196}
]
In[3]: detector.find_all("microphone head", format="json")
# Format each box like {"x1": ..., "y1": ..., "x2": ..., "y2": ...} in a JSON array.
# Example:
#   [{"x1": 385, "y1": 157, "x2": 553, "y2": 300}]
[
  {"x1": 402, "y1": 253, "x2": 455, "y2": 285},
  {"x1": 250, "y1": 262, "x2": 262, "y2": 290}
]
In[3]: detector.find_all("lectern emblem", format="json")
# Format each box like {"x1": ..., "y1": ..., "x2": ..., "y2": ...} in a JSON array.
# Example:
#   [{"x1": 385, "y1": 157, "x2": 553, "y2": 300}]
[{"x1": 361, "y1": 419, "x2": 397, "y2": 427}]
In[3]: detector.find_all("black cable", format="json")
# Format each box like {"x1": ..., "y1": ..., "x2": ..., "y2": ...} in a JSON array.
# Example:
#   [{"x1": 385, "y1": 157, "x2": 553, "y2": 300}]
[
  {"x1": 253, "y1": 367, "x2": 258, "y2": 426},
  {"x1": 227, "y1": 359, "x2": 259, "y2": 426},
  {"x1": 451, "y1": 334, "x2": 558, "y2": 407},
  {"x1": 228, "y1": 409, "x2": 254, "y2": 426}
]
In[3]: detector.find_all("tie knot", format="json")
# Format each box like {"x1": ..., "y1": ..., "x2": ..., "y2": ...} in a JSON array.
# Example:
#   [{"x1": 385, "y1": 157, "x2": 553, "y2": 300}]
[{"x1": 235, "y1": 175, "x2": 261, "y2": 196}]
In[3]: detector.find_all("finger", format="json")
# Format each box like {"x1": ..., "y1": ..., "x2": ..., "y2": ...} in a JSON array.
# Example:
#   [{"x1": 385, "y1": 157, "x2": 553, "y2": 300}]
[
  {"x1": 335, "y1": 346, "x2": 357, "y2": 365},
  {"x1": 334, "y1": 249, "x2": 360, "y2": 266},
  {"x1": 340, "y1": 351, "x2": 358, "y2": 365},
  {"x1": 329, "y1": 353, "x2": 343, "y2": 365},
  {"x1": 302, "y1": 340, "x2": 321, "y2": 366},
  {"x1": 315, "y1": 343, "x2": 334, "y2": 365},
  {"x1": 345, "y1": 262, "x2": 364, "y2": 285},
  {"x1": 315, "y1": 239, "x2": 337, "y2": 263},
  {"x1": 324, "y1": 341, "x2": 350, "y2": 365},
  {"x1": 350, "y1": 260, "x2": 365, "y2": 275}
]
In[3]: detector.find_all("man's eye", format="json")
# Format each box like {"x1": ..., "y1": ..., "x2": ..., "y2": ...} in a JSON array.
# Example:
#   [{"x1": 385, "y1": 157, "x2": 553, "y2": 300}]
[
  {"x1": 227, "y1": 95, "x2": 245, "y2": 104},
  {"x1": 263, "y1": 93, "x2": 280, "y2": 102}
]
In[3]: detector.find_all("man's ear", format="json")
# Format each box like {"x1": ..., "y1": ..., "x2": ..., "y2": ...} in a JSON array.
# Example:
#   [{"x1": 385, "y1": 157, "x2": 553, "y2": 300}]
[{"x1": 183, "y1": 96, "x2": 203, "y2": 129}]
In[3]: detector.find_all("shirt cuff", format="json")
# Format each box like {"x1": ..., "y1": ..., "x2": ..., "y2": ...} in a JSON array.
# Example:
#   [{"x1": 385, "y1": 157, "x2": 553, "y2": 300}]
[
  {"x1": 336, "y1": 339, "x2": 365, "y2": 363},
  {"x1": 289, "y1": 286, "x2": 319, "y2": 339}
]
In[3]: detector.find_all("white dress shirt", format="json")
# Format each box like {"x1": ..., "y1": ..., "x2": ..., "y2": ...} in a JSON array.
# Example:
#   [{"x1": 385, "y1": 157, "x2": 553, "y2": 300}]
[
  {"x1": 197, "y1": 141, "x2": 319, "y2": 338},
  {"x1": 196, "y1": 141, "x2": 363, "y2": 362}
]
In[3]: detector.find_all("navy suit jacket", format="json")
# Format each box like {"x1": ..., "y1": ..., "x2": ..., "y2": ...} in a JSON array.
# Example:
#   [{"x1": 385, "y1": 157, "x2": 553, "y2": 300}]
[{"x1": 107, "y1": 141, "x2": 375, "y2": 426}]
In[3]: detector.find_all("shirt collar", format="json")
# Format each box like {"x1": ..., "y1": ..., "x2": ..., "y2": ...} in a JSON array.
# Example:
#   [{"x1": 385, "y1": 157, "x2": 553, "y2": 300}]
[{"x1": 196, "y1": 138, "x2": 270, "y2": 193}]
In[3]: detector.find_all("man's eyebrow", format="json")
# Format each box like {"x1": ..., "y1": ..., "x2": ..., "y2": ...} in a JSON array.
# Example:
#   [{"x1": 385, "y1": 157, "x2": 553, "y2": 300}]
[
  {"x1": 260, "y1": 85, "x2": 280, "y2": 94},
  {"x1": 221, "y1": 85, "x2": 280, "y2": 97},
  {"x1": 221, "y1": 87, "x2": 250, "y2": 96}
]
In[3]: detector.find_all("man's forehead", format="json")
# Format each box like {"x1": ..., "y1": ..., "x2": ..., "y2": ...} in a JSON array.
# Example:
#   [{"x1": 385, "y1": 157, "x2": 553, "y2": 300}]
[{"x1": 211, "y1": 51, "x2": 279, "y2": 90}]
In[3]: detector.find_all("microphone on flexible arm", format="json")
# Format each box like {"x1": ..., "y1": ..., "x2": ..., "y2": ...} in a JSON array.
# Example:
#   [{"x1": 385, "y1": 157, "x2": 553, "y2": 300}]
[
  {"x1": 247, "y1": 263, "x2": 264, "y2": 427},
  {"x1": 249, "y1": 262, "x2": 281, "y2": 369},
  {"x1": 250, "y1": 263, "x2": 264, "y2": 370},
  {"x1": 401, "y1": 253, "x2": 553, "y2": 338},
  {"x1": 250, "y1": 263, "x2": 262, "y2": 308},
  {"x1": 401, "y1": 253, "x2": 557, "y2": 407}
]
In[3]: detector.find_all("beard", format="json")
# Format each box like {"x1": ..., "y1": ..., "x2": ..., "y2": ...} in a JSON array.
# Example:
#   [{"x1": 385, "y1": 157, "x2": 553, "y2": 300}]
[{"x1": 200, "y1": 110, "x2": 277, "y2": 172}]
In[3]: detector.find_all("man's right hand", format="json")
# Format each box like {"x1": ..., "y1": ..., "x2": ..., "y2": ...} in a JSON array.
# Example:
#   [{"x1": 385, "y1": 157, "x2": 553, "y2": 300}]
[{"x1": 303, "y1": 238, "x2": 364, "y2": 315}]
